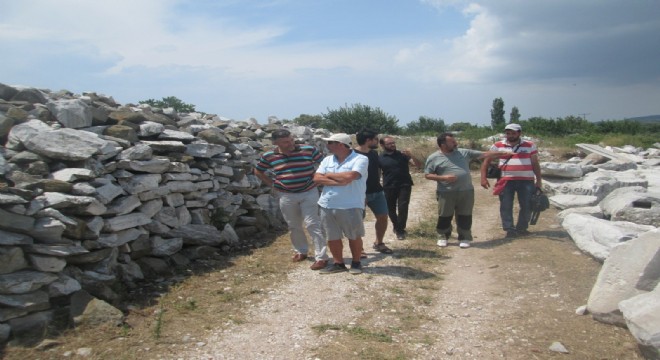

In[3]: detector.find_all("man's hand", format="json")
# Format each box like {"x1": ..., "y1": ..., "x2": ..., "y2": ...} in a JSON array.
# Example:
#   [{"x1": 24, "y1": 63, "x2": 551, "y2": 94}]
[
  {"x1": 481, "y1": 178, "x2": 491, "y2": 189},
  {"x1": 425, "y1": 173, "x2": 457, "y2": 183},
  {"x1": 444, "y1": 174, "x2": 458, "y2": 183}
]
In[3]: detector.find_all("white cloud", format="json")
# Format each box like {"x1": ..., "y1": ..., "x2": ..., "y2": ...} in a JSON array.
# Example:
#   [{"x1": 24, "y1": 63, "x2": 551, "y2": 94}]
[{"x1": 1, "y1": 0, "x2": 658, "y2": 124}]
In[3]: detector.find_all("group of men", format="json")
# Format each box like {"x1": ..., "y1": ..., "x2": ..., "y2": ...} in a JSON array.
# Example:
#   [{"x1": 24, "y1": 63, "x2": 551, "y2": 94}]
[
  {"x1": 424, "y1": 123, "x2": 542, "y2": 248},
  {"x1": 255, "y1": 128, "x2": 418, "y2": 274},
  {"x1": 255, "y1": 123, "x2": 542, "y2": 274}
]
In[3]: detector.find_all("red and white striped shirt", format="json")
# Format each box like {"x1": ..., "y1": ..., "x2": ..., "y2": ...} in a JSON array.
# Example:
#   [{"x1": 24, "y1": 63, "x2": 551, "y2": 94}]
[{"x1": 489, "y1": 140, "x2": 537, "y2": 180}]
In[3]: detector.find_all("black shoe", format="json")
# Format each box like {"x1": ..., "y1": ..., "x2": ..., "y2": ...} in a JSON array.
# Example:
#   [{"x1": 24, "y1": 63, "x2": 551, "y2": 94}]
[
  {"x1": 505, "y1": 230, "x2": 518, "y2": 238},
  {"x1": 319, "y1": 262, "x2": 348, "y2": 274},
  {"x1": 516, "y1": 229, "x2": 531, "y2": 236},
  {"x1": 349, "y1": 261, "x2": 362, "y2": 275},
  {"x1": 396, "y1": 232, "x2": 405, "y2": 240}
]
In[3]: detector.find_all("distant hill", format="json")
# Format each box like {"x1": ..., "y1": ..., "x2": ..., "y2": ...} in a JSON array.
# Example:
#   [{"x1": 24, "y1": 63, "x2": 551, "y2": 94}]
[{"x1": 625, "y1": 115, "x2": 660, "y2": 123}]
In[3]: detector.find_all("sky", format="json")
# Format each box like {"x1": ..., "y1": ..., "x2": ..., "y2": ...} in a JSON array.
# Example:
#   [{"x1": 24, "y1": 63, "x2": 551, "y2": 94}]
[{"x1": 1, "y1": 0, "x2": 659, "y2": 126}]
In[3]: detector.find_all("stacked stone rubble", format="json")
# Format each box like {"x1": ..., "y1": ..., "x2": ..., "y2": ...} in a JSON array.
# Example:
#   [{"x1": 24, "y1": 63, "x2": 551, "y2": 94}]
[{"x1": 0, "y1": 83, "x2": 327, "y2": 341}]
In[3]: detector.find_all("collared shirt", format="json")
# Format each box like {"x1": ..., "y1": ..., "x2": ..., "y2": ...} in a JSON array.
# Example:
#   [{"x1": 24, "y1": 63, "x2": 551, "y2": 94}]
[
  {"x1": 255, "y1": 145, "x2": 322, "y2": 193},
  {"x1": 316, "y1": 150, "x2": 368, "y2": 209},
  {"x1": 489, "y1": 140, "x2": 537, "y2": 180},
  {"x1": 354, "y1": 149, "x2": 383, "y2": 194},
  {"x1": 379, "y1": 150, "x2": 414, "y2": 188},
  {"x1": 424, "y1": 148, "x2": 483, "y2": 192}
]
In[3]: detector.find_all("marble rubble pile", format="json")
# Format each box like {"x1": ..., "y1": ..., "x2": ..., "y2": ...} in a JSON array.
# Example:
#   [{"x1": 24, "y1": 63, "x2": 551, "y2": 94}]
[{"x1": 541, "y1": 144, "x2": 660, "y2": 358}]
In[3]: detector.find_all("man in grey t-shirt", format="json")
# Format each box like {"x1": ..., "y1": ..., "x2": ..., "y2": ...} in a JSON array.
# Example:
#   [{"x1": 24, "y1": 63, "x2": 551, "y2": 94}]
[{"x1": 424, "y1": 133, "x2": 504, "y2": 248}]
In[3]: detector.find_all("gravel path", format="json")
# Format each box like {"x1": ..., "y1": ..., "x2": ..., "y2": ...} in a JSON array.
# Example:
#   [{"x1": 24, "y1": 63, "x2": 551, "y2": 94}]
[{"x1": 174, "y1": 173, "x2": 641, "y2": 360}]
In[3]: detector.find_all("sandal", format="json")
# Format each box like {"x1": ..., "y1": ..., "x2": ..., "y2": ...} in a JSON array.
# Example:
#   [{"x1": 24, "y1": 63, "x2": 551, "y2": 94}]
[{"x1": 372, "y1": 243, "x2": 393, "y2": 254}]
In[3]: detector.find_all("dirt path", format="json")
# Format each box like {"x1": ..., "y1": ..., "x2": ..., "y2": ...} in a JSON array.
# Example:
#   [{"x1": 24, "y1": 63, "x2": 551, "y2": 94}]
[
  {"x1": 6, "y1": 172, "x2": 640, "y2": 359},
  {"x1": 175, "y1": 173, "x2": 641, "y2": 360}
]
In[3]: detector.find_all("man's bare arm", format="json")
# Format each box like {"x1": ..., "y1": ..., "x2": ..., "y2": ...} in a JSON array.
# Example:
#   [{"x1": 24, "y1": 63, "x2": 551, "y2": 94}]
[
  {"x1": 314, "y1": 171, "x2": 361, "y2": 186},
  {"x1": 531, "y1": 154, "x2": 542, "y2": 188},
  {"x1": 254, "y1": 169, "x2": 273, "y2": 187}
]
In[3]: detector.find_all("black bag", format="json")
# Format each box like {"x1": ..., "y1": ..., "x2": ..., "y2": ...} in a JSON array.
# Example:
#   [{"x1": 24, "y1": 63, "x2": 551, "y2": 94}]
[
  {"x1": 486, "y1": 144, "x2": 520, "y2": 179},
  {"x1": 530, "y1": 188, "x2": 550, "y2": 225},
  {"x1": 486, "y1": 164, "x2": 501, "y2": 179}
]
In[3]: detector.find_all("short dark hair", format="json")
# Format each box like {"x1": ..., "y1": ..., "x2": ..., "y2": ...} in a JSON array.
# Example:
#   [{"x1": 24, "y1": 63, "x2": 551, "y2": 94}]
[
  {"x1": 271, "y1": 129, "x2": 291, "y2": 140},
  {"x1": 355, "y1": 128, "x2": 378, "y2": 145},
  {"x1": 436, "y1": 132, "x2": 454, "y2": 147}
]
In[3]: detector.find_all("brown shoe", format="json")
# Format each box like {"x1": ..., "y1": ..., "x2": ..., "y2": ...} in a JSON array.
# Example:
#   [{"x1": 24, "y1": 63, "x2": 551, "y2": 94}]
[
  {"x1": 310, "y1": 260, "x2": 328, "y2": 270},
  {"x1": 292, "y1": 253, "x2": 308, "y2": 262}
]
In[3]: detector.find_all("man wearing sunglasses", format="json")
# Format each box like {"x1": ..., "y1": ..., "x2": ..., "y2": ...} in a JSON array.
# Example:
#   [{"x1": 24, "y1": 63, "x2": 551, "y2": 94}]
[{"x1": 314, "y1": 133, "x2": 369, "y2": 274}]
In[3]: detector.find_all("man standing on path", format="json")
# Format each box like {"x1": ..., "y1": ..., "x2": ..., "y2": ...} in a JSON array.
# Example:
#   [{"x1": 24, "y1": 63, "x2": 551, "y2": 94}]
[
  {"x1": 379, "y1": 135, "x2": 421, "y2": 240},
  {"x1": 314, "y1": 133, "x2": 369, "y2": 274},
  {"x1": 480, "y1": 123, "x2": 542, "y2": 238},
  {"x1": 254, "y1": 129, "x2": 329, "y2": 270},
  {"x1": 354, "y1": 128, "x2": 393, "y2": 255},
  {"x1": 425, "y1": 133, "x2": 505, "y2": 248}
]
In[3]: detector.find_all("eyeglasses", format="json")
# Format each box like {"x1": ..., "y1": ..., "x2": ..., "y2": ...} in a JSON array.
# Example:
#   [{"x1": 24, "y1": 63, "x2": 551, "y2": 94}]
[
  {"x1": 327, "y1": 141, "x2": 339, "y2": 145},
  {"x1": 383, "y1": 142, "x2": 396, "y2": 145}
]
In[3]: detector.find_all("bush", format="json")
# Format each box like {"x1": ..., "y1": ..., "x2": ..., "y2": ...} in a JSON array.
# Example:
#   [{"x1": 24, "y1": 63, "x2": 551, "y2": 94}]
[
  {"x1": 139, "y1": 96, "x2": 196, "y2": 113},
  {"x1": 323, "y1": 103, "x2": 400, "y2": 134}
]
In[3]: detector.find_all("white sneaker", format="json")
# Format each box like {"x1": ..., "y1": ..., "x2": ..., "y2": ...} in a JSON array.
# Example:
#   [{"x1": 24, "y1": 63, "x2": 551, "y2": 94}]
[
  {"x1": 437, "y1": 239, "x2": 448, "y2": 247},
  {"x1": 459, "y1": 241, "x2": 471, "y2": 248}
]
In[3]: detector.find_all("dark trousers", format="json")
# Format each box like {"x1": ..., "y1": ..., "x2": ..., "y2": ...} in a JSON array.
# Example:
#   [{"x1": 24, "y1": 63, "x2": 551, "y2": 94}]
[{"x1": 384, "y1": 186, "x2": 412, "y2": 234}]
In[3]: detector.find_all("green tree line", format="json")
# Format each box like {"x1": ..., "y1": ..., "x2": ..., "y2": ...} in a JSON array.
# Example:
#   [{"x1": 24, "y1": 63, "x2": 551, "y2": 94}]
[{"x1": 140, "y1": 96, "x2": 658, "y2": 147}]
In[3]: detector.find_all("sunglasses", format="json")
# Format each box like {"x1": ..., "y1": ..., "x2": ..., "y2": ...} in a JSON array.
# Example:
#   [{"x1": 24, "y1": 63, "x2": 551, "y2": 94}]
[{"x1": 327, "y1": 141, "x2": 339, "y2": 145}]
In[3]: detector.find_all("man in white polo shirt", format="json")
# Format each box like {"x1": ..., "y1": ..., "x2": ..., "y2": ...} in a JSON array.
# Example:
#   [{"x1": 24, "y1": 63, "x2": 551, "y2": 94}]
[{"x1": 314, "y1": 133, "x2": 369, "y2": 274}]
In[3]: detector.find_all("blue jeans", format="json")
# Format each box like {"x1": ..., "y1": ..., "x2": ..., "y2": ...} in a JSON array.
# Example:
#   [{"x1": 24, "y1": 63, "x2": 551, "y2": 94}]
[{"x1": 498, "y1": 180, "x2": 535, "y2": 232}]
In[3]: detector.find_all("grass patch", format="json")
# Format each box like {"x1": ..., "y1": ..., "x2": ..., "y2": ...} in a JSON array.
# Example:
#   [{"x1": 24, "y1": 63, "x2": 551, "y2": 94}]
[
  {"x1": 346, "y1": 326, "x2": 393, "y2": 343},
  {"x1": 153, "y1": 306, "x2": 165, "y2": 339},
  {"x1": 312, "y1": 324, "x2": 393, "y2": 343}
]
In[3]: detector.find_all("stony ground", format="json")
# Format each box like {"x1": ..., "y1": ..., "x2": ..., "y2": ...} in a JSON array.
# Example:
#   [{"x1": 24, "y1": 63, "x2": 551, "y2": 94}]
[
  {"x1": 169, "y1": 173, "x2": 642, "y2": 359},
  {"x1": 5, "y1": 172, "x2": 643, "y2": 360}
]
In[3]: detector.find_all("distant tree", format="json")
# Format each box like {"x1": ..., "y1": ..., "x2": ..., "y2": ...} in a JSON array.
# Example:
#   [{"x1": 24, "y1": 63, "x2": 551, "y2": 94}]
[
  {"x1": 323, "y1": 103, "x2": 400, "y2": 134},
  {"x1": 595, "y1": 119, "x2": 642, "y2": 134},
  {"x1": 139, "y1": 96, "x2": 196, "y2": 113},
  {"x1": 292, "y1": 114, "x2": 324, "y2": 128},
  {"x1": 510, "y1": 106, "x2": 520, "y2": 123},
  {"x1": 403, "y1": 116, "x2": 446, "y2": 134},
  {"x1": 448, "y1": 122, "x2": 477, "y2": 132},
  {"x1": 490, "y1": 97, "x2": 506, "y2": 131}
]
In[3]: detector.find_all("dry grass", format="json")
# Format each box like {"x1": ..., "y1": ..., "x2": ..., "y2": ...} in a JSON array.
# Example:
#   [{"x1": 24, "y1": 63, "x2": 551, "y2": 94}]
[
  {"x1": 2, "y1": 230, "x2": 298, "y2": 360},
  {"x1": 5, "y1": 202, "x2": 447, "y2": 359},
  {"x1": 307, "y1": 183, "x2": 446, "y2": 360}
]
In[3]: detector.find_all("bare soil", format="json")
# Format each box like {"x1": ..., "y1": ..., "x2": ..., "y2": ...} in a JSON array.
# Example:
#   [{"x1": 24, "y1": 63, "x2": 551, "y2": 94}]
[{"x1": 4, "y1": 172, "x2": 643, "y2": 360}]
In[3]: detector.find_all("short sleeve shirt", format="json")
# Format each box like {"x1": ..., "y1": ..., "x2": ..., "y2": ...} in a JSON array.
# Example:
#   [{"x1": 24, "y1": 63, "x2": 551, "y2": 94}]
[
  {"x1": 424, "y1": 148, "x2": 483, "y2": 192},
  {"x1": 354, "y1": 149, "x2": 383, "y2": 194},
  {"x1": 255, "y1": 145, "x2": 321, "y2": 193},
  {"x1": 316, "y1": 150, "x2": 369, "y2": 209},
  {"x1": 379, "y1": 150, "x2": 414, "y2": 188},
  {"x1": 489, "y1": 140, "x2": 538, "y2": 180}
]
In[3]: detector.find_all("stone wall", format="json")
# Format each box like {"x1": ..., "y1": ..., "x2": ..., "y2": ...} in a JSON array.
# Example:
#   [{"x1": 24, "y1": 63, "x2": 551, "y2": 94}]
[{"x1": 0, "y1": 83, "x2": 330, "y2": 342}]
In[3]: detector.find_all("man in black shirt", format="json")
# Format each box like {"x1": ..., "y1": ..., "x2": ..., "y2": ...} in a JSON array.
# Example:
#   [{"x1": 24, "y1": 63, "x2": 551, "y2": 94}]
[
  {"x1": 354, "y1": 128, "x2": 393, "y2": 254},
  {"x1": 379, "y1": 136, "x2": 421, "y2": 239}
]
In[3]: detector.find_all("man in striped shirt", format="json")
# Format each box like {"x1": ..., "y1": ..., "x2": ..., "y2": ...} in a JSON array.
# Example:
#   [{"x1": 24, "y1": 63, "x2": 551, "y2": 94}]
[
  {"x1": 480, "y1": 123, "x2": 543, "y2": 238},
  {"x1": 255, "y1": 129, "x2": 329, "y2": 270}
]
